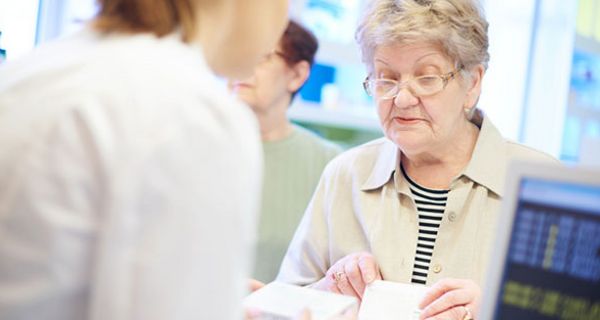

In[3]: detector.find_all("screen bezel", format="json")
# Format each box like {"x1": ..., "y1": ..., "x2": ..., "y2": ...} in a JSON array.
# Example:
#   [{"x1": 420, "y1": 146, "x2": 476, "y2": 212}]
[{"x1": 478, "y1": 160, "x2": 600, "y2": 320}]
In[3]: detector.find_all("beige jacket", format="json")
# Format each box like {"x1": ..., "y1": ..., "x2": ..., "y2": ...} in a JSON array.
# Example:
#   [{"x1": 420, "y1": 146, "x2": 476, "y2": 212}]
[{"x1": 277, "y1": 112, "x2": 557, "y2": 287}]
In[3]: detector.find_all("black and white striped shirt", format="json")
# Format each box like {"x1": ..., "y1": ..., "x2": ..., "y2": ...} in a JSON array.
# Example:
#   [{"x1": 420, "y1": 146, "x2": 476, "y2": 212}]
[{"x1": 401, "y1": 166, "x2": 449, "y2": 285}]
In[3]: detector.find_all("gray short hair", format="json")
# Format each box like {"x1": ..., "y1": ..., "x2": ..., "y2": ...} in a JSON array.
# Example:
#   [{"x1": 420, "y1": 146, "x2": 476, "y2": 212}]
[{"x1": 356, "y1": 0, "x2": 489, "y2": 74}]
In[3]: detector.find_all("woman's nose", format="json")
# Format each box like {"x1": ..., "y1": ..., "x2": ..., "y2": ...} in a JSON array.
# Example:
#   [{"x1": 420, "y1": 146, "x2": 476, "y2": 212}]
[{"x1": 392, "y1": 86, "x2": 419, "y2": 109}]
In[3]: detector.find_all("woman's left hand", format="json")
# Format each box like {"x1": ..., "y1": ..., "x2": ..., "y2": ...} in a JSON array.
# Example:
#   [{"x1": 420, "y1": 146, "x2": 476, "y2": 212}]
[
  {"x1": 248, "y1": 278, "x2": 265, "y2": 292},
  {"x1": 418, "y1": 278, "x2": 480, "y2": 320}
]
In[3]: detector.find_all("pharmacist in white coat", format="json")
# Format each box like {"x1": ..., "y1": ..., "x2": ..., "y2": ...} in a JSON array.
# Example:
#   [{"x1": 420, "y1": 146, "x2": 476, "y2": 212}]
[{"x1": 0, "y1": 0, "x2": 288, "y2": 319}]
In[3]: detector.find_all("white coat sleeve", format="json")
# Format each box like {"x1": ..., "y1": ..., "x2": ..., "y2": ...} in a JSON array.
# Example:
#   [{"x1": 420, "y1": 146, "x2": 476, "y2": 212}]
[
  {"x1": 0, "y1": 96, "x2": 261, "y2": 320},
  {"x1": 86, "y1": 102, "x2": 261, "y2": 320}
]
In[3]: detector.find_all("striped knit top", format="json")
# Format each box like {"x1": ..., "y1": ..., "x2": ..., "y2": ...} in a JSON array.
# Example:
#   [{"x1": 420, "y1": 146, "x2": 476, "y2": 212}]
[{"x1": 401, "y1": 165, "x2": 449, "y2": 285}]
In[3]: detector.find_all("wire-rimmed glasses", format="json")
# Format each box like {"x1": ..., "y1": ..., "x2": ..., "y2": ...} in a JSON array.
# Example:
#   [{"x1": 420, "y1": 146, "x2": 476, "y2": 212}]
[{"x1": 362, "y1": 67, "x2": 462, "y2": 100}]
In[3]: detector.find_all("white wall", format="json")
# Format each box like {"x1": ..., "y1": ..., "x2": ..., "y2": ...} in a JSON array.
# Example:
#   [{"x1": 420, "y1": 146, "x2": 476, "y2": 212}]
[
  {"x1": 0, "y1": 0, "x2": 98, "y2": 61},
  {"x1": 0, "y1": 0, "x2": 40, "y2": 61},
  {"x1": 521, "y1": 0, "x2": 578, "y2": 158},
  {"x1": 479, "y1": 0, "x2": 537, "y2": 141},
  {"x1": 480, "y1": 0, "x2": 578, "y2": 158},
  {"x1": 37, "y1": 0, "x2": 98, "y2": 44}
]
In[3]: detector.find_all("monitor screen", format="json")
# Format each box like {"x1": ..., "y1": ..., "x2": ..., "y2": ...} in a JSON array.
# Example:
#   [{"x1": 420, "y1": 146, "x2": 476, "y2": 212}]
[{"x1": 494, "y1": 177, "x2": 600, "y2": 320}]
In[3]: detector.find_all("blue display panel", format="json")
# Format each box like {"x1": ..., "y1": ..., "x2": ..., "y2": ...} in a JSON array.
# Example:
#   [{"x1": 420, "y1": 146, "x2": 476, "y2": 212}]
[{"x1": 495, "y1": 178, "x2": 600, "y2": 320}]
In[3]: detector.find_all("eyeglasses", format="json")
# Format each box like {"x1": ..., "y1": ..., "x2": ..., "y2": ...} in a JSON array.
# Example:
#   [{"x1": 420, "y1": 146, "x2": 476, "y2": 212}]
[{"x1": 362, "y1": 67, "x2": 462, "y2": 100}]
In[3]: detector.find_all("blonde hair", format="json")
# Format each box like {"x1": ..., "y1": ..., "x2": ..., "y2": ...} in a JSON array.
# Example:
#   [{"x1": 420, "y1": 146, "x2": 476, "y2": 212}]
[
  {"x1": 356, "y1": 0, "x2": 489, "y2": 74},
  {"x1": 94, "y1": 0, "x2": 203, "y2": 43}
]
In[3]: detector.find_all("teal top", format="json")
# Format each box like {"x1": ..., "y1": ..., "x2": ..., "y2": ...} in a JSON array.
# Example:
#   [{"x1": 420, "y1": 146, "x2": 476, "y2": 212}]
[{"x1": 254, "y1": 125, "x2": 342, "y2": 282}]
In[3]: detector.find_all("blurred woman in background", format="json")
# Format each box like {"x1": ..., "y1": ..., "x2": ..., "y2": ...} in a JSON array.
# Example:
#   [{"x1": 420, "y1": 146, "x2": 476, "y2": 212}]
[{"x1": 231, "y1": 20, "x2": 341, "y2": 284}]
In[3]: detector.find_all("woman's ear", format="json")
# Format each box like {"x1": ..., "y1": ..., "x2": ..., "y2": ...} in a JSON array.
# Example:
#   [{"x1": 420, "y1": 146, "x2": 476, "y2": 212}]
[
  {"x1": 286, "y1": 60, "x2": 311, "y2": 93},
  {"x1": 464, "y1": 64, "x2": 485, "y2": 110}
]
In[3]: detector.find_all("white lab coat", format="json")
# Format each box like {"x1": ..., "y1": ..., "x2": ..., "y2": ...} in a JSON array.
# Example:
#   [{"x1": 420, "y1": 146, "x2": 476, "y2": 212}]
[{"x1": 0, "y1": 28, "x2": 262, "y2": 320}]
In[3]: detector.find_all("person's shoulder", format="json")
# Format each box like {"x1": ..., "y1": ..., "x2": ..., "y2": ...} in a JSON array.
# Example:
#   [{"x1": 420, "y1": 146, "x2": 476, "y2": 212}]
[
  {"x1": 479, "y1": 114, "x2": 559, "y2": 165},
  {"x1": 86, "y1": 30, "x2": 252, "y2": 126},
  {"x1": 0, "y1": 29, "x2": 257, "y2": 153},
  {"x1": 0, "y1": 31, "x2": 112, "y2": 133},
  {"x1": 0, "y1": 30, "x2": 96, "y2": 93},
  {"x1": 322, "y1": 136, "x2": 391, "y2": 179},
  {"x1": 292, "y1": 126, "x2": 343, "y2": 156},
  {"x1": 504, "y1": 140, "x2": 560, "y2": 164}
]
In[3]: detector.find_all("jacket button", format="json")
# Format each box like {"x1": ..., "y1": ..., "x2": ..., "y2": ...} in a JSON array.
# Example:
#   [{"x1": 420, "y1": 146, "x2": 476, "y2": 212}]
[
  {"x1": 448, "y1": 212, "x2": 457, "y2": 222},
  {"x1": 432, "y1": 264, "x2": 442, "y2": 273}
]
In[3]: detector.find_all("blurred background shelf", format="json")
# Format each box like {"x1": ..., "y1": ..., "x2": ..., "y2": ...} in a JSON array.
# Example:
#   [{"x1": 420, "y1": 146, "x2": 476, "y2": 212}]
[
  {"x1": 289, "y1": 101, "x2": 380, "y2": 132},
  {"x1": 0, "y1": 0, "x2": 599, "y2": 165},
  {"x1": 289, "y1": 101, "x2": 382, "y2": 149}
]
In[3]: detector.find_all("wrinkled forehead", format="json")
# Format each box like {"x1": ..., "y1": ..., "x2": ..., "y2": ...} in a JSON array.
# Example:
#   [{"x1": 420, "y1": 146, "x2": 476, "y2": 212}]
[{"x1": 370, "y1": 42, "x2": 455, "y2": 72}]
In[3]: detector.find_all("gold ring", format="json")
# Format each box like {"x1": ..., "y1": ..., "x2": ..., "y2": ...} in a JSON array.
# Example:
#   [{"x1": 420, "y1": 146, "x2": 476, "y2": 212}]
[
  {"x1": 462, "y1": 306, "x2": 473, "y2": 320},
  {"x1": 333, "y1": 271, "x2": 345, "y2": 283}
]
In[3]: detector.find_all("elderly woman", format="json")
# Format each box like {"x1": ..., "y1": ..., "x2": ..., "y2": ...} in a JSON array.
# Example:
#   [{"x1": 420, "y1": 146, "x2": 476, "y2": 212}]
[{"x1": 277, "y1": 0, "x2": 556, "y2": 319}]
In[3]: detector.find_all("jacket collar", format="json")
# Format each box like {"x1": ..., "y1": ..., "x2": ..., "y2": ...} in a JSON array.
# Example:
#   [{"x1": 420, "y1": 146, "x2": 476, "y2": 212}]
[
  {"x1": 361, "y1": 138, "x2": 399, "y2": 191},
  {"x1": 360, "y1": 109, "x2": 507, "y2": 196},
  {"x1": 461, "y1": 110, "x2": 507, "y2": 196}
]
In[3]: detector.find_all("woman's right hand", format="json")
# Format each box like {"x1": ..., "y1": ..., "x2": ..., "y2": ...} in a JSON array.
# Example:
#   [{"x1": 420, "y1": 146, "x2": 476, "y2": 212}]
[
  {"x1": 248, "y1": 278, "x2": 265, "y2": 292},
  {"x1": 312, "y1": 252, "x2": 382, "y2": 301}
]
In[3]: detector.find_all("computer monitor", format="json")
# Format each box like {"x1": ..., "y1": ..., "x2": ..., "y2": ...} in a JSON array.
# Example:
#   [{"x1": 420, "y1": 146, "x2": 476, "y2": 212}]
[{"x1": 480, "y1": 161, "x2": 600, "y2": 320}]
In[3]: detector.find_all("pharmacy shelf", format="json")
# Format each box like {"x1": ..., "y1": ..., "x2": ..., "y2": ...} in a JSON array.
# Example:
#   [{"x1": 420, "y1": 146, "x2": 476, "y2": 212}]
[
  {"x1": 315, "y1": 40, "x2": 362, "y2": 66},
  {"x1": 288, "y1": 101, "x2": 381, "y2": 132}
]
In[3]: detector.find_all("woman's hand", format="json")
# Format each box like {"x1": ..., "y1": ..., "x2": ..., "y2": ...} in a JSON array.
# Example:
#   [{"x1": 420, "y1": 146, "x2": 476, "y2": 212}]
[
  {"x1": 312, "y1": 252, "x2": 382, "y2": 301},
  {"x1": 418, "y1": 278, "x2": 480, "y2": 320},
  {"x1": 248, "y1": 278, "x2": 265, "y2": 292}
]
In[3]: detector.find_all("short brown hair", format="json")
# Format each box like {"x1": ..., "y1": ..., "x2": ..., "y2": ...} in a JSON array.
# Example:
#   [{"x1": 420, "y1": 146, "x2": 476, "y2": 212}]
[
  {"x1": 279, "y1": 20, "x2": 318, "y2": 69},
  {"x1": 278, "y1": 20, "x2": 318, "y2": 99},
  {"x1": 94, "y1": 0, "x2": 199, "y2": 42}
]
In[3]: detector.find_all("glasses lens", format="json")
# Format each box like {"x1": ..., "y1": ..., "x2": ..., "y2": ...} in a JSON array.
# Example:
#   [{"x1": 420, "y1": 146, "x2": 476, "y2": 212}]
[
  {"x1": 413, "y1": 76, "x2": 444, "y2": 96},
  {"x1": 371, "y1": 80, "x2": 398, "y2": 99},
  {"x1": 365, "y1": 75, "x2": 448, "y2": 99}
]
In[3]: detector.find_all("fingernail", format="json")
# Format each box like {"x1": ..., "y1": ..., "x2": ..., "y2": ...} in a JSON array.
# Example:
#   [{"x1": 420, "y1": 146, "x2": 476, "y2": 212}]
[{"x1": 365, "y1": 273, "x2": 374, "y2": 283}]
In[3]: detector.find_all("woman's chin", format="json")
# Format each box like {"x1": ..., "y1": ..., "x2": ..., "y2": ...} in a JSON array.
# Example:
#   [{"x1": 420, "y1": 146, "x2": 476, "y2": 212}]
[{"x1": 387, "y1": 131, "x2": 430, "y2": 154}]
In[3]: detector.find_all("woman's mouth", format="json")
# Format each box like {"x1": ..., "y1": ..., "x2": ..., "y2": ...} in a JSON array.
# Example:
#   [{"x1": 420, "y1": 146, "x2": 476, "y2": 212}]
[{"x1": 393, "y1": 116, "x2": 422, "y2": 125}]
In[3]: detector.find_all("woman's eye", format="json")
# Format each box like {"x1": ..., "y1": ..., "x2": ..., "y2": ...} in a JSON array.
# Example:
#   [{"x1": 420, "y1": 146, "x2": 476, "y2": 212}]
[
  {"x1": 375, "y1": 70, "x2": 397, "y2": 80},
  {"x1": 417, "y1": 76, "x2": 439, "y2": 87}
]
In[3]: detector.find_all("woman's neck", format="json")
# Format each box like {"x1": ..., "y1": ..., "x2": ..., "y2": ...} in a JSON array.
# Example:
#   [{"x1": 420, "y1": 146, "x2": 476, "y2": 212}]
[
  {"x1": 255, "y1": 103, "x2": 294, "y2": 142},
  {"x1": 402, "y1": 121, "x2": 480, "y2": 189}
]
